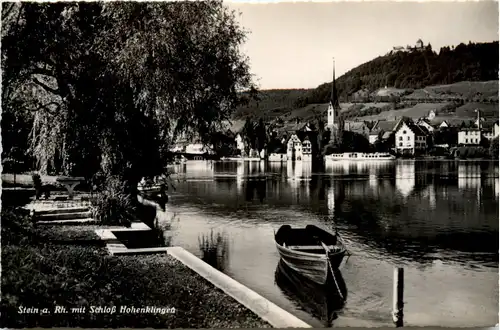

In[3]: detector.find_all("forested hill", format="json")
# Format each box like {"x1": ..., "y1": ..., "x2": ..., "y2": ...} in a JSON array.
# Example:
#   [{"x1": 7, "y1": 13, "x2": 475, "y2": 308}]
[
  {"x1": 234, "y1": 41, "x2": 499, "y2": 119},
  {"x1": 301, "y1": 41, "x2": 499, "y2": 105}
]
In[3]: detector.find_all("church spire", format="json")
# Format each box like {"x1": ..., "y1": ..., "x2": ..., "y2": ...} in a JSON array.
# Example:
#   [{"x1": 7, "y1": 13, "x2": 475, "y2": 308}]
[{"x1": 330, "y1": 58, "x2": 340, "y2": 110}]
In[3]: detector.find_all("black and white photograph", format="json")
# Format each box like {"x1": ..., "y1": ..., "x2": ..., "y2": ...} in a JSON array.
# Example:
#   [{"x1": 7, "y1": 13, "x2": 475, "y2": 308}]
[{"x1": 1, "y1": 0, "x2": 498, "y2": 328}]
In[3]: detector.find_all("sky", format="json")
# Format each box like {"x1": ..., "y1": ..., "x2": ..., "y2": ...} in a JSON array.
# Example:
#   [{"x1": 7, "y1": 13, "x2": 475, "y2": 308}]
[{"x1": 224, "y1": 1, "x2": 499, "y2": 90}]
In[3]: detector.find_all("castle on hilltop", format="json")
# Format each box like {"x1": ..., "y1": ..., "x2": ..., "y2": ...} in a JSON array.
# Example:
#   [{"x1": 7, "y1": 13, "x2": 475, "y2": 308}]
[{"x1": 390, "y1": 39, "x2": 427, "y2": 54}]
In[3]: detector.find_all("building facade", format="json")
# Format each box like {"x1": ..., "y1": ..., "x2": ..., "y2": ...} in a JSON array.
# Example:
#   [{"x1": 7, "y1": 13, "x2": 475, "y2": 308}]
[
  {"x1": 458, "y1": 129, "x2": 481, "y2": 145},
  {"x1": 287, "y1": 134, "x2": 303, "y2": 161},
  {"x1": 394, "y1": 119, "x2": 428, "y2": 155}
]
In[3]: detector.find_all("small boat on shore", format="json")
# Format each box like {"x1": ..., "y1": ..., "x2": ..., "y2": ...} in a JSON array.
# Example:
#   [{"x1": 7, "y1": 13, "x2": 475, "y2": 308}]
[
  {"x1": 324, "y1": 152, "x2": 395, "y2": 161},
  {"x1": 274, "y1": 225, "x2": 347, "y2": 285}
]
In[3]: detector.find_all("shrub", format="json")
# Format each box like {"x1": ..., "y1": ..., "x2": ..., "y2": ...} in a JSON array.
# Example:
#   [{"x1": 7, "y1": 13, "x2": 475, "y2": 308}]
[
  {"x1": 489, "y1": 137, "x2": 499, "y2": 159},
  {"x1": 90, "y1": 176, "x2": 135, "y2": 227},
  {"x1": 1, "y1": 207, "x2": 36, "y2": 247}
]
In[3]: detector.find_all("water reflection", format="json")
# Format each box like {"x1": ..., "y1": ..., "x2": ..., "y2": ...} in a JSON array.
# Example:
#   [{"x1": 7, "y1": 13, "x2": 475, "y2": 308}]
[
  {"x1": 168, "y1": 160, "x2": 499, "y2": 267},
  {"x1": 458, "y1": 163, "x2": 482, "y2": 190},
  {"x1": 395, "y1": 161, "x2": 416, "y2": 198},
  {"x1": 162, "y1": 160, "x2": 498, "y2": 327},
  {"x1": 198, "y1": 229, "x2": 229, "y2": 272},
  {"x1": 275, "y1": 260, "x2": 347, "y2": 327}
]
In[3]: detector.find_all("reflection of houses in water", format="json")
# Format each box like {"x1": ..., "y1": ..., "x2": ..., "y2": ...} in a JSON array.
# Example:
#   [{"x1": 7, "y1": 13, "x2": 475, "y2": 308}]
[
  {"x1": 395, "y1": 162, "x2": 415, "y2": 198},
  {"x1": 327, "y1": 186, "x2": 335, "y2": 216},
  {"x1": 236, "y1": 162, "x2": 245, "y2": 193},
  {"x1": 287, "y1": 160, "x2": 302, "y2": 189},
  {"x1": 325, "y1": 161, "x2": 349, "y2": 174},
  {"x1": 183, "y1": 160, "x2": 215, "y2": 178},
  {"x1": 422, "y1": 185, "x2": 437, "y2": 210},
  {"x1": 368, "y1": 165, "x2": 379, "y2": 189},
  {"x1": 458, "y1": 163, "x2": 481, "y2": 190},
  {"x1": 496, "y1": 178, "x2": 499, "y2": 198}
]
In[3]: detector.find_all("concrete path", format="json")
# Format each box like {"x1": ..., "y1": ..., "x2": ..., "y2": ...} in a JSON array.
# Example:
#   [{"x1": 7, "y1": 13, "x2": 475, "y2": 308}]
[{"x1": 167, "y1": 246, "x2": 311, "y2": 328}]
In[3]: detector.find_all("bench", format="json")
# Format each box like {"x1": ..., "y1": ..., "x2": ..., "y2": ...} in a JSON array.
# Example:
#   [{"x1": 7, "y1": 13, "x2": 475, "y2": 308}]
[
  {"x1": 287, "y1": 245, "x2": 335, "y2": 251},
  {"x1": 55, "y1": 176, "x2": 85, "y2": 200}
]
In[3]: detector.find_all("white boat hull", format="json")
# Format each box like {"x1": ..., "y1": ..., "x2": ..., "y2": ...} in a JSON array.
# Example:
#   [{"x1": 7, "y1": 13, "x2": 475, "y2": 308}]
[{"x1": 325, "y1": 152, "x2": 395, "y2": 161}]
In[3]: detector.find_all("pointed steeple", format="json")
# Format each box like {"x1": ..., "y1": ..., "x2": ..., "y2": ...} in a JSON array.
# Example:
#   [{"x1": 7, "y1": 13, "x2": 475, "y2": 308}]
[{"x1": 330, "y1": 58, "x2": 341, "y2": 110}]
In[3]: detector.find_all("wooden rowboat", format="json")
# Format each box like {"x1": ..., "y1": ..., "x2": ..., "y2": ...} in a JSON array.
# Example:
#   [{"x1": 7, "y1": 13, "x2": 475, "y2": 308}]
[{"x1": 274, "y1": 225, "x2": 347, "y2": 285}]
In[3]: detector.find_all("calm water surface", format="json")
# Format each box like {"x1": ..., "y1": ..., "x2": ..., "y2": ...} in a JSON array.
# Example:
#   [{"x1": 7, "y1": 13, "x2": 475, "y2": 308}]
[{"x1": 158, "y1": 160, "x2": 498, "y2": 327}]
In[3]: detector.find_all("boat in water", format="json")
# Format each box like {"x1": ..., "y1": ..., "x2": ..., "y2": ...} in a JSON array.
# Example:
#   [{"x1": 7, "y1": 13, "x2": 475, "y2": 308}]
[
  {"x1": 324, "y1": 152, "x2": 395, "y2": 161},
  {"x1": 220, "y1": 156, "x2": 261, "y2": 161},
  {"x1": 274, "y1": 225, "x2": 347, "y2": 285},
  {"x1": 275, "y1": 260, "x2": 347, "y2": 327}
]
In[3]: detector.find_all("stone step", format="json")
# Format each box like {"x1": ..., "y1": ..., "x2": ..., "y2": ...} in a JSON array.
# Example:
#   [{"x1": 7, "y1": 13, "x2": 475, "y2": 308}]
[
  {"x1": 37, "y1": 211, "x2": 92, "y2": 221},
  {"x1": 35, "y1": 206, "x2": 90, "y2": 215},
  {"x1": 108, "y1": 247, "x2": 169, "y2": 256},
  {"x1": 36, "y1": 218, "x2": 99, "y2": 226}
]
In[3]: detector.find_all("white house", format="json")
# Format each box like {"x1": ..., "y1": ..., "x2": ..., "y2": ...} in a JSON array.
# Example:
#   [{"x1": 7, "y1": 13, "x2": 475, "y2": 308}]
[
  {"x1": 369, "y1": 132, "x2": 379, "y2": 144},
  {"x1": 458, "y1": 128, "x2": 481, "y2": 145},
  {"x1": 439, "y1": 121, "x2": 449, "y2": 129},
  {"x1": 185, "y1": 143, "x2": 213, "y2": 154},
  {"x1": 427, "y1": 110, "x2": 436, "y2": 120},
  {"x1": 495, "y1": 122, "x2": 499, "y2": 138},
  {"x1": 394, "y1": 118, "x2": 428, "y2": 155},
  {"x1": 234, "y1": 134, "x2": 245, "y2": 155},
  {"x1": 287, "y1": 134, "x2": 303, "y2": 161},
  {"x1": 302, "y1": 138, "x2": 312, "y2": 161}
]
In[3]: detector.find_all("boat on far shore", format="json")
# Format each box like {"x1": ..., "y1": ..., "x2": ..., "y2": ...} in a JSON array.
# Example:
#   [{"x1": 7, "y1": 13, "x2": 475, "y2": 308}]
[{"x1": 324, "y1": 152, "x2": 396, "y2": 161}]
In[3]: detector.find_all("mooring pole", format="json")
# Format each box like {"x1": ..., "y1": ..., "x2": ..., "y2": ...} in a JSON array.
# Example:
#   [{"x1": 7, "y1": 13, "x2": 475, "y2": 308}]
[{"x1": 392, "y1": 267, "x2": 404, "y2": 327}]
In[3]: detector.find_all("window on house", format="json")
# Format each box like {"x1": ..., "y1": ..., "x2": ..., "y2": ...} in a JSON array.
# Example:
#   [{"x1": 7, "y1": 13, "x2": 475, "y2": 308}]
[
  {"x1": 399, "y1": 142, "x2": 403, "y2": 147},
  {"x1": 403, "y1": 130, "x2": 406, "y2": 134},
  {"x1": 407, "y1": 136, "x2": 410, "y2": 140},
  {"x1": 465, "y1": 138, "x2": 468, "y2": 143},
  {"x1": 399, "y1": 136, "x2": 403, "y2": 141}
]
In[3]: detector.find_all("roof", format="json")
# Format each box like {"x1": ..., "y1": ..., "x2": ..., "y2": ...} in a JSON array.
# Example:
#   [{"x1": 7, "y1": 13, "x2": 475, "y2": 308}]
[
  {"x1": 460, "y1": 128, "x2": 481, "y2": 132},
  {"x1": 371, "y1": 120, "x2": 398, "y2": 133},
  {"x1": 394, "y1": 117, "x2": 428, "y2": 136},
  {"x1": 417, "y1": 118, "x2": 433, "y2": 126},
  {"x1": 381, "y1": 131, "x2": 393, "y2": 140},
  {"x1": 430, "y1": 117, "x2": 466, "y2": 128},
  {"x1": 480, "y1": 119, "x2": 498, "y2": 129},
  {"x1": 417, "y1": 125, "x2": 430, "y2": 135}
]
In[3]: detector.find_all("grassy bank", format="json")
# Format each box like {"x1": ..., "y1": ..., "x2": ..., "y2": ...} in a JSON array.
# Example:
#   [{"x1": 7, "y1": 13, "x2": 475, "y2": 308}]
[{"x1": 1, "y1": 207, "x2": 270, "y2": 328}]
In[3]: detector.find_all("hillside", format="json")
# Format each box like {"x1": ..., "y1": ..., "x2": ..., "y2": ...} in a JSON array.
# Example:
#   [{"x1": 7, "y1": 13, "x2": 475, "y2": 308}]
[
  {"x1": 233, "y1": 41, "x2": 499, "y2": 123},
  {"x1": 302, "y1": 41, "x2": 499, "y2": 104}
]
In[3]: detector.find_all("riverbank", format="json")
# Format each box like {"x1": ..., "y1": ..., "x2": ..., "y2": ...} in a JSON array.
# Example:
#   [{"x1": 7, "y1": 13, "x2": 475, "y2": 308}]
[{"x1": 1, "y1": 206, "x2": 271, "y2": 328}]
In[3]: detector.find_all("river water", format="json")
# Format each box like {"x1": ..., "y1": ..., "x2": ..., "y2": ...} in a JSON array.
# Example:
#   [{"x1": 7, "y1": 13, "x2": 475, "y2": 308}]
[{"x1": 157, "y1": 160, "x2": 498, "y2": 327}]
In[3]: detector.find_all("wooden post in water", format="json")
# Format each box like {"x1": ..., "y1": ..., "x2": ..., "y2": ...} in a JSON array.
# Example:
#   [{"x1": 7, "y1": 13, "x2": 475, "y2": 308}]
[{"x1": 392, "y1": 267, "x2": 404, "y2": 327}]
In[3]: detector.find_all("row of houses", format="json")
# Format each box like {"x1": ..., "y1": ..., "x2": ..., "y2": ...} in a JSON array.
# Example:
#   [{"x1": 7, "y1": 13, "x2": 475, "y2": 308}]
[{"x1": 235, "y1": 114, "x2": 499, "y2": 160}]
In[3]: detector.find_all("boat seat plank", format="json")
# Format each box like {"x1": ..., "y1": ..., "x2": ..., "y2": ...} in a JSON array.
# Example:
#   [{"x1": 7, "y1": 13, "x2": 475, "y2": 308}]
[{"x1": 288, "y1": 245, "x2": 335, "y2": 250}]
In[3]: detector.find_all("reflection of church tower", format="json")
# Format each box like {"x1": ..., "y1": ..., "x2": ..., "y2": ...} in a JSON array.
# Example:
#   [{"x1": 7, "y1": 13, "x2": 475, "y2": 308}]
[{"x1": 327, "y1": 58, "x2": 343, "y2": 144}]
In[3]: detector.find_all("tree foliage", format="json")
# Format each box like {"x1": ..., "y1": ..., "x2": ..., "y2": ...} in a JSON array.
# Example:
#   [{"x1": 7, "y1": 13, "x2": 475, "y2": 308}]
[{"x1": 2, "y1": 1, "x2": 254, "y2": 192}]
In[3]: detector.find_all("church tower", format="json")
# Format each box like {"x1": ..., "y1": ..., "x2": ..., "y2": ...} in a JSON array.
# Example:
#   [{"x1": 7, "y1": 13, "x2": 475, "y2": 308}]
[{"x1": 327, "y1": 58, "x2": 342, "y2": 142}]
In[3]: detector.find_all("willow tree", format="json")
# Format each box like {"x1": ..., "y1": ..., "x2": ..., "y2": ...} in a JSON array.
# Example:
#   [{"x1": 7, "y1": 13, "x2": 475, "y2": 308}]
[{"x1": 2, "y1": 1, "x2": 255, "y2": 195}]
